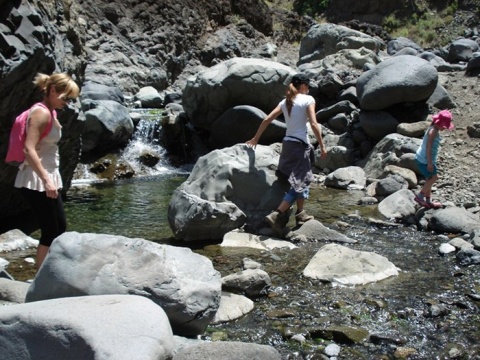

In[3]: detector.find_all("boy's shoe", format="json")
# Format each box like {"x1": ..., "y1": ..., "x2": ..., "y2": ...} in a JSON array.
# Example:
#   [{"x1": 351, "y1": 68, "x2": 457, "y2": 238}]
[
  {"x1": 295, "y1": 210, "x2": 314, "y2": 226},
  {"x1": 265, "y1": 211, "x2": 279, "y2": 226},
  {"x1": 265, "y1": 211, "x2": 284, "y2": 236},
  {"x1": 414, "y1": 194, "x2": 431, "y2": 208}
]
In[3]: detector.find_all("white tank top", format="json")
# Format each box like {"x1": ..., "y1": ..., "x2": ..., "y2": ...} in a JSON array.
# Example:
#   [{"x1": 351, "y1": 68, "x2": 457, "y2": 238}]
[{"x1": 14, "y1": 117, "x2": 63, "y2": 192}]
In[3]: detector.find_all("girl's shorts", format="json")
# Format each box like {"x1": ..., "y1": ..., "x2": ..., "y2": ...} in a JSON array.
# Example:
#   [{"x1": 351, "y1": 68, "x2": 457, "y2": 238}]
[
  {"x1": 415, "y1": 159, "x2": 438, "y2": 178},
  {"x1": 283, "y1": 187, "x2": 309, "y2": 203}
]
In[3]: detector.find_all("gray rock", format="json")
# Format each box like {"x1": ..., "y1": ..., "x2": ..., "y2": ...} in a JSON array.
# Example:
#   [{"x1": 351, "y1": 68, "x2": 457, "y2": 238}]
[
  {"x1": 182, "y1": 58, "x2": 294, "y2": 130},
  {"x1": 467, "y1": 122, "x2": 480, "y2": 138},
  {"x1": 222, "y1": 269, "x2": 271, "y2": 298},
  {"x1": 168, "y1": 144, "x2": 289, "y2": 241},
  {"x1": 80, "y1": 82, "x2": 124, "y2": 108},
  {"x1": 299, "y1": 23, "x2": 382, "y2": 65},
  {"x1": 470, "y1": 228, "x2": 480, "y2": 250},
  {"x1": 172, "y1": 341, "x2": 282, "y2": 360},
  {"x1": 292, "y1": 220, "x2": 357, "y2": 244},
  {"x1": 25, "y1": 232, "x2": 221, "y2": 337},
  {"x1": 427, "y1": 83, "x2": 457, "y2": 109},
  {"x1": 397, "y1": 120, "x2": 430, "y2": 138},
  {"x1": 211, "y1": 292, "x2": 254, "y2": 324},
  {"x1": 456, "y1": 248, "x2": 480, "y2": 266},
  {"x1": 0, "y1": 278, "x2": 29, "y2": 303},
  {"x1": 81, "y1": 100, "x2": 134, "y2": 162},
  {"x1": 209, "y1": 105, "x2": 285, "y2": 149},
  {"x1": 362, "y1": 133, "x2": 421, "y2": 179},
  {"x1": 0, "y1": 229, "x2": 39, "y2": 252},
  {"x1": 0, "y1": 295, "x2": 174, "y2": 360},
  {"x1": 376, "y1": 175, "x2": 408, "y2": 196},
  {"x1": 315, "y1": 146, "x2": 356, "y2": 171},
  {"x1": 325, "y1": 166, "x2": 366, "y2": 190},
  {"x1": 387, "y1": 37, "x2": 423, "y2": 55},
  {"x1": 381, "y1": 165, "x2": 418, "y2": 189},
  {"x1": 378, "y1": 189, "x2": 416, "y2": 220},
  {"x1": 356, "y1": 55, "x2": 438, "y2": 110},
  {"x1": 429, "y1": 207, "x2": 480, "y2": 234},
  {"x1": 466, "y1": 52, "x2": 480, "y2": 75},
  {"x1": 134, "y1": 86, "x2": 163, "y2": 108},
  {"x1": 359, "y1": 110, "x2": 399, "y2": 141},
  {"x1": 448, "y1": 38, "x2": 479, "y2": 63},
  {"x1": 303, "y1": 243, "x2": 399, "y2": 285}
]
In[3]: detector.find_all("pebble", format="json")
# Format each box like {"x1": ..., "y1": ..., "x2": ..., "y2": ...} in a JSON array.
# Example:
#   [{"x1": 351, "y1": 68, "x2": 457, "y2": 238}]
[
  {"x1": 324, "y1": 343, "x2": 341, "y2": 356},
  {"x1": 439, "y1": 243, "x2": 456, "y2": 255}
]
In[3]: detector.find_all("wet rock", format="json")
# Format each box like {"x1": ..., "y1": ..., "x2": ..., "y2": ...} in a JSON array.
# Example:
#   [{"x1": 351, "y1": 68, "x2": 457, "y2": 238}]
[
  {"x1": 211, "y1": 291, "x2": 254, "y2": 324},
  {"x1": 370, "y1": 333, "x2": 406, "y2": 345},
  {"x1": 292, "y1": 220, "x2": 357, "y2": 244},
  {"x1": 303, "y1": 243, "x2": 399, "y2": 285},
  {"x1": 456, "y1": 248, "x2": 480, "y2": 266},
  {"x1": 222, "y1": 269, "x2": 271, "y2": 298},
  {"x1": 424, "y1": 303, "x2": 450, "y2": 317},
  {"x1": 172, "y1": 341, "x2": 282, "y2": 360},
  {"x1": 309, "y1": 325, "x2": 369, "y2": 344},
  {"x1": 439, "y1": 243, "x2": 456, "y2": 255}
]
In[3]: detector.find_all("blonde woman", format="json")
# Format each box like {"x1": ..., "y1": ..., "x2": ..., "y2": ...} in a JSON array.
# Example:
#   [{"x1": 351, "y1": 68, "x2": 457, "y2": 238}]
[
  {"x1": 14, "y1": 73, "x2": 80, "y2": 269},
  {"x1": 246, "y1": 73, "x2": 327, "y2": 235}
]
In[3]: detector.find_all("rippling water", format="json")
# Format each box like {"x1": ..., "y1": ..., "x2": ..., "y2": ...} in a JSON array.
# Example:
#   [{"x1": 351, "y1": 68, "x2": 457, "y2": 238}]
[{"x1": 5, "y1": 176, "x2": 479, "y2": 359}]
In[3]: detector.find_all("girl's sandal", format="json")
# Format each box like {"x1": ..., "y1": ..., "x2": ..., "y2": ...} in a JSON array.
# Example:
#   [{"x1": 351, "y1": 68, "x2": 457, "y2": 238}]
[
  {"x1": 414, "y1": 195, "x2": 431, "y2": 208},
  {"x1": 428, "y1": 200, "x2": 443, "y2": 209}
]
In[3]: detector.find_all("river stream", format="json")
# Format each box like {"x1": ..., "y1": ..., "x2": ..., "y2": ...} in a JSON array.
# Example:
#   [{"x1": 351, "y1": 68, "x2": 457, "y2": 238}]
[{"x1": 2, "y1": 112, "x2": 479, "y2": 359}]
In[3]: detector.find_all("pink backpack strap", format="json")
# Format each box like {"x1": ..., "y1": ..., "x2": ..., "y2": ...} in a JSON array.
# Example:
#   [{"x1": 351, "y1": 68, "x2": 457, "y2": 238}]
[{"x1": 29, "y1": 102, "x2": 54, "y2": 139}]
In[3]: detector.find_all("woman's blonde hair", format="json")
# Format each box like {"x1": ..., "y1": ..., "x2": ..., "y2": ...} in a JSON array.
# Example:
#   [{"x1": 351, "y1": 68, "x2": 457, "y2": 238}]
[
  {"x1": 33, "y1": 73, "x2": 80, "y2": 100},
  {"x1": 285, "y1": 83, "x2": 299, "y2": 116}
]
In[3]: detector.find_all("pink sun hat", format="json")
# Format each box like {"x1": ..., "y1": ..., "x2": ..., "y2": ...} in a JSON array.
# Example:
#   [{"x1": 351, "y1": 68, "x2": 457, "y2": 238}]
[{"x1": 432, "y1": 109, "x2": 454, "y2": 130}]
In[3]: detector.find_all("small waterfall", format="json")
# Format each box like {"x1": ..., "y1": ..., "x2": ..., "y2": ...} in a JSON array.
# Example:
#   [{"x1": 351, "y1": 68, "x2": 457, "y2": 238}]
[{"x1": 73, "y1": 109, "x2": 185, "y2": 183}]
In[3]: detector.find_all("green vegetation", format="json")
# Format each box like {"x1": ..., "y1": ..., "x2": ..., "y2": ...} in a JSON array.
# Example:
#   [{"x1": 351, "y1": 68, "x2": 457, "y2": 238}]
[
  {"x1": 382, "y1": 2, "x2": 462, "y2": 48},
  {"x1": 292, "y1": 0, "x2": 330, "y2": 16}
]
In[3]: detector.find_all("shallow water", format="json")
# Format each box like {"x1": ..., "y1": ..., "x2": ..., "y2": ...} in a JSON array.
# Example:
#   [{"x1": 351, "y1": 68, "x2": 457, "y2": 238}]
[{"x1": 3, "y1": 175, "x2": 480, "y2": 359}]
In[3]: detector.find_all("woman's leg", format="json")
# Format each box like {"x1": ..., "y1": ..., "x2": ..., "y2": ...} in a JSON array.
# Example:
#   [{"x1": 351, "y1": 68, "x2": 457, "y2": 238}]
[
  {"x1": 295, "y1": 188, "x2": 313, "y2": 225},
  {"x1": 20, "y1": 188, "x2": 66, "y2": 269}
]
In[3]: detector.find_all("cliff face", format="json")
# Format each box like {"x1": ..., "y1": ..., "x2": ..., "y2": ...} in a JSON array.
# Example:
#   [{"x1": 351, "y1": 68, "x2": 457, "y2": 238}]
[{"x1": 0, "y1": 0, "x2": 478, "y2": 230}]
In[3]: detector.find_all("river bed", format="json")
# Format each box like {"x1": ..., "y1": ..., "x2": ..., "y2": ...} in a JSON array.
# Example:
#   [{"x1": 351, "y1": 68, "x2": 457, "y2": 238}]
[{"x1": 3, "y1": 174, "x2": 480, "y2": 359}]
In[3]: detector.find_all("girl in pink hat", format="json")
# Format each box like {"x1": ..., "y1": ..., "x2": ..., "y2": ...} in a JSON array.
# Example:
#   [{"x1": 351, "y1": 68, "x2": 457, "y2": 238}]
[{"x1": 414, "y1": 109, "x2": 454, "y2": 208}]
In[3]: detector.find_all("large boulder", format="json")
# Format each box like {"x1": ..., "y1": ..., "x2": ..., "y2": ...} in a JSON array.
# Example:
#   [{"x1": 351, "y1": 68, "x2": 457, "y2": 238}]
[
  {"x1": 356, "y1": 55, "x2": 438, "y2": 110},
  {"x1": 429, "y1": 207, "x2": 480, "y2": 234},
  {"x1": 81, "y1": 100, "x2": 134, "y2": 162},
  {"x1": 361, "y1": 133, "x2": 421, "y2": 179},
  {"x1": 25, "y1": 232, "x2": 221, "y2": 337},
  {"x1": 168, "y1": 144, "x2": 289, "y2": 241},
  {"x1": 209, "y1": 105, "x2": 286, "y2": 149},
  {"x1": 0, "y1": 295, "x2": 174, "y2": 360},
  {"x1": 182, "y1": 57, "x2": 294, "y2": 130},
  {"x1": 359, "y1": 111, "x2": 399, "y2": 141},
  {"x1": 298, "y1": 23, "x2": 383, "y2": 65}
]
